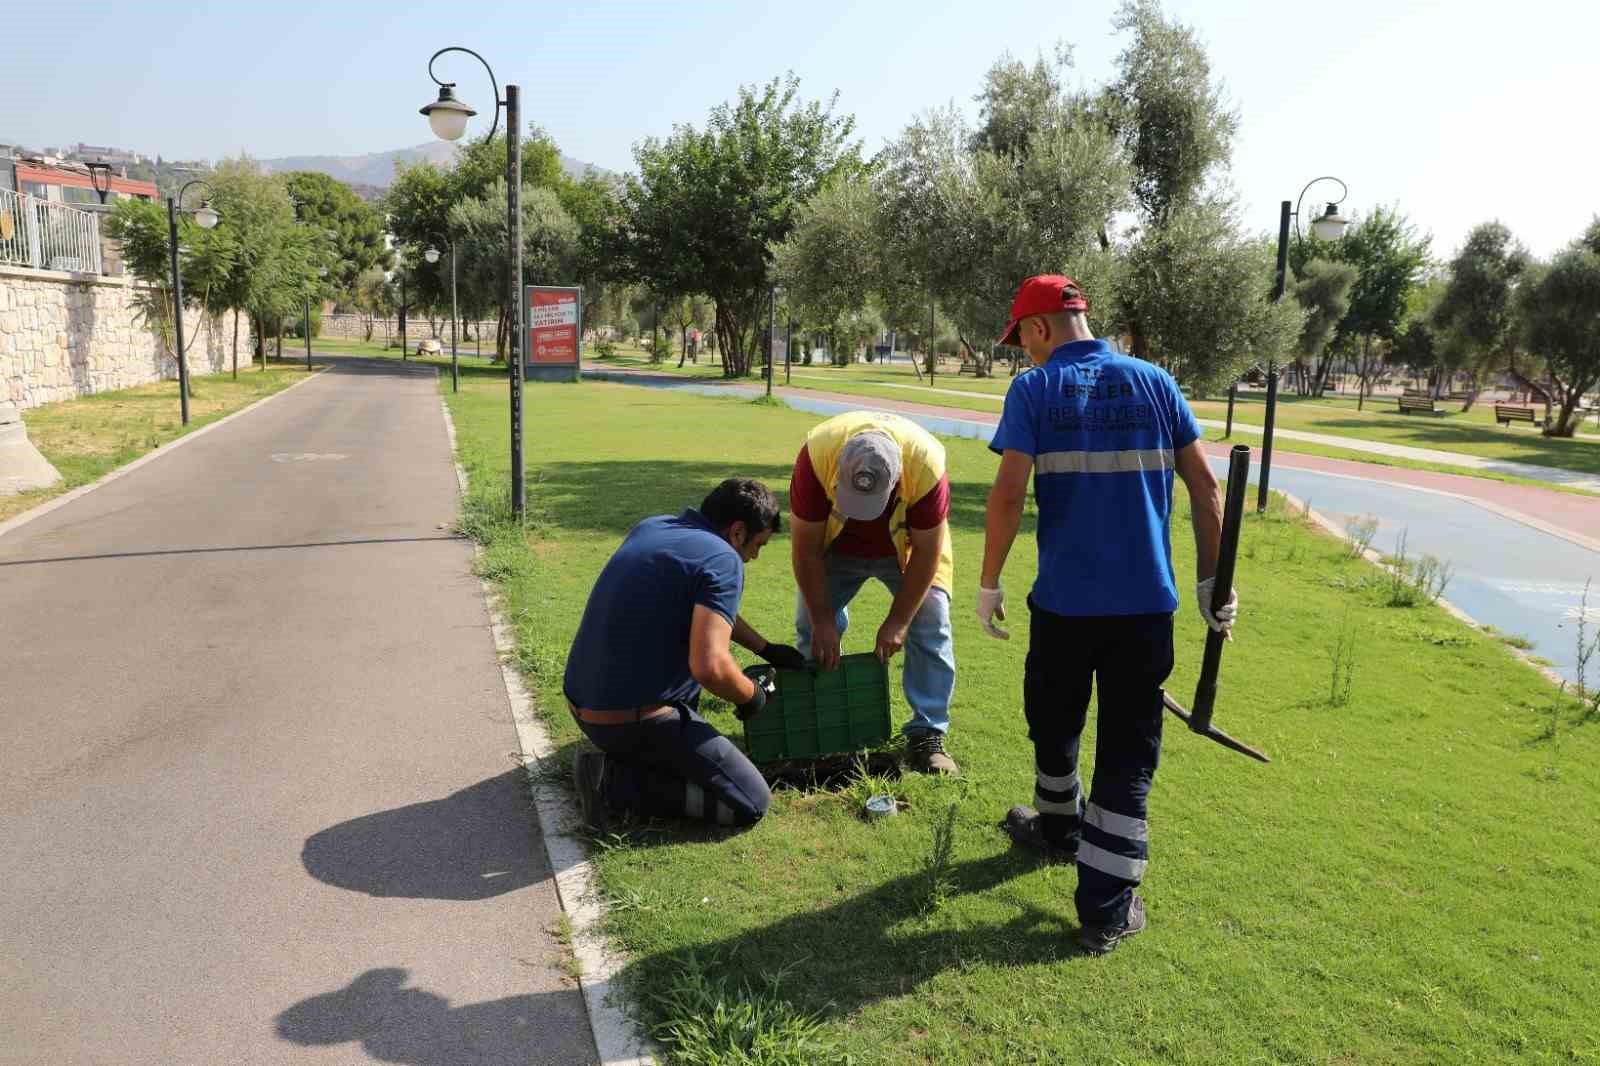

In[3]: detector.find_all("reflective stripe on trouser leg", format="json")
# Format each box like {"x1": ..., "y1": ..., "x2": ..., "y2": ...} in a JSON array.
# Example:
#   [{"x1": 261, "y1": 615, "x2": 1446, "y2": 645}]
[
  {"x1": 1033, "y1": 768, "x2": 1081, "y2": 817},
  {"x1": 1078, "y1": 801, "x2": 1150, "y2": 882}
]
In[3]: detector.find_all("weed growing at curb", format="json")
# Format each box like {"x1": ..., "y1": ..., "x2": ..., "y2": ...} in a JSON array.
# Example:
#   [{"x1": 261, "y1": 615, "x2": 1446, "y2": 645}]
[
  {"x1": 648, "y1": 955, "x2": 847, "y2": 1066},
  {"x1": 1344, "y1": 514, "x2": 1380, "y2": 559}
]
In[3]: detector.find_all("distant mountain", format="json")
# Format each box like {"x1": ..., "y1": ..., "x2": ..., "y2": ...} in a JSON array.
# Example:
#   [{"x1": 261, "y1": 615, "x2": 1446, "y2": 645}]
[{"x1": 257, "y1": 142, "x2": 607, "y2": 192}]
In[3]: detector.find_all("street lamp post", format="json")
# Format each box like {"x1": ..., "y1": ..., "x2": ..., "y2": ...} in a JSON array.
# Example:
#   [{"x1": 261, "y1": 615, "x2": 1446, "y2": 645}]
[
  {"x1": 421, "y1": 46, "x2": 524, "y2": 517},
  {"x1": 86, "y1": 162, "x2": 113, "y2": 205},
  {"x1": 766, "y1": 286, "x2": 779, "y2": 399},
  {"x1": 1258, "y1": 176, "x2": 1349, "y2": 513},
  {"x1": 306, "y1": 266, "x2": 327, "y2": 372},
  {"x1": 166, "y1": 179, "x2": 220, "y2": 426},
  {"x1": 426, "y1": 245, "x2": 458, "y2": 392}
]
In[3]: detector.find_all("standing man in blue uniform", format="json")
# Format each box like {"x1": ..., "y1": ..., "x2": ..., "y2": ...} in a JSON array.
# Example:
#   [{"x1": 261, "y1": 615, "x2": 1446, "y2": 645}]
[
  {"x1": 565, "y1": 478, "x2": 804, "y2": 833},
  {"x1": 977, "y1": 276, "x2": 1239, "y2": 954}
]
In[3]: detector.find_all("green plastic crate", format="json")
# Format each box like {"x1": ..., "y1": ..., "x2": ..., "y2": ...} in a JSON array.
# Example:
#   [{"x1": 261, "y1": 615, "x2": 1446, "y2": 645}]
[{"x1": 743, "y1": 653, "x2": 892, "y2": 763}]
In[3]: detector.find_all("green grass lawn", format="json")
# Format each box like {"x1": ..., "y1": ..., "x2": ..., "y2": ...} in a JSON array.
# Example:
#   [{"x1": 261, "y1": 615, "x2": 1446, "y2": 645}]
[
  {"x1": 445, "y1": 374, "x2": 1600, "y2": 1065},
  {"x1": 0, "y1": 361, "x2": 311, "y2": 524}
]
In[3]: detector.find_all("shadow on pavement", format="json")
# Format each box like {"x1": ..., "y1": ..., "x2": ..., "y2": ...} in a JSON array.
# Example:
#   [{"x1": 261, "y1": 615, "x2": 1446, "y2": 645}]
[
  {"x1": 302, "y1": 771, "x2": 542, "y2": 901},
  {"x1": 275, "y1": 967, "x2": 593, "y2": 1066}
]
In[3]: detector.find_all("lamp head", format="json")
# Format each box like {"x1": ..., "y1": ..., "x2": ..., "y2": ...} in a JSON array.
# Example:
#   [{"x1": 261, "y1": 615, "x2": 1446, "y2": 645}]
[
  {"x1": 424, "y1": 247, "x2": 441, "y2": 264},
  {"x1": 1310, "y1": 202, "x2": 1349, "y2": 241},
  {"x1": 193, "y1": 202, "x2": 220, "y2": 230},
  {"x1": 421, "y1": 84, "x2": 475, "y2": 142}
]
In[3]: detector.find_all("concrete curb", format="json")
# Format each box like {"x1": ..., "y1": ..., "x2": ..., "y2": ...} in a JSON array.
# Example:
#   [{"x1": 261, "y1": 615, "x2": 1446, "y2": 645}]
[
  {"x1": 0, "y1": 367, "x2": 330, "y2": 543},
  {"x1": 437, "y1": 390, "x2": 658, "y2": 1066}
]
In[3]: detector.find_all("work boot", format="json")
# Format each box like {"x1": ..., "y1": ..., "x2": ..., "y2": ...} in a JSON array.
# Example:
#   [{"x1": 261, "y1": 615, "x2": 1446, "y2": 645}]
[
  {"x1": 1000, "y1": 805, "x2": 1077, "y2": 864},
  {"x1": 1078, "y1": 894, "x2": 1147, "y2": 956},
  {"x1": 906, "y1": 732, "x2": 959, "y2": 776},
  {"x1": 572, "y1": 749, "x2": 611, "y2": 835}
]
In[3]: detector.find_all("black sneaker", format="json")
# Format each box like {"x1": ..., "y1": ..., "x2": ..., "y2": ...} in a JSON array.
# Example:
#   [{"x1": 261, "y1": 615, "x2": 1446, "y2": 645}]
[
  {"x1": 1000, "y1": 805, "x2": 1077, "y2": 864},
  {"x1": 906, "y1": 733, "x2": 960, "y2": 776},
  {"x1": 572, "y1": 750, "x2": 610, "y2": 835},
  {"x1": 1078, "y1": 893, "x2": 1147, "y2": 956}
]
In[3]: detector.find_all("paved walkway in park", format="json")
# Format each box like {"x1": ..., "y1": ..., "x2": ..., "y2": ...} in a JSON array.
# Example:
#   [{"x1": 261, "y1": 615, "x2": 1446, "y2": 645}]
[
  {"x1": 586, "y1": 364, "x2": 1600, "y2": 548},
  {"x1": 776, "y1": 371, "x2": 1600, "y2": 494},
  {"x1": 1, "y1": 361, "x2": 597, "y2": 1066}
]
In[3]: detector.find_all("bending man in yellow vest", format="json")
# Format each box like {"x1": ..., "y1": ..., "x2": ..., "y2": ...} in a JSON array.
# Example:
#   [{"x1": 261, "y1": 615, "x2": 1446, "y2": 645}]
[{"x1": 788, "y1": 411, "x2": 959, "y2": 775}]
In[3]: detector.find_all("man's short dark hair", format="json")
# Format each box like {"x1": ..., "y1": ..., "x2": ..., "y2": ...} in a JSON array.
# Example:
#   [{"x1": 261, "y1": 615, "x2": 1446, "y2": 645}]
[{"x1": 701, "y1": 478, "x2": 781, "y2": 536}]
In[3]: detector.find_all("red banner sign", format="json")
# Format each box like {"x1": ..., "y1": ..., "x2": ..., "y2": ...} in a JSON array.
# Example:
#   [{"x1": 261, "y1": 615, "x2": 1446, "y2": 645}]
[{"x1": 526, "y1": 286, "x2": 581, "y2": 365}]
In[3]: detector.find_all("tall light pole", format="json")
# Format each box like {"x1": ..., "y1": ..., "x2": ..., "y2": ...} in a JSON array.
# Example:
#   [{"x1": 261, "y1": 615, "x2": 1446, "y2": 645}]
[
  {"x1": 166, "y1": 179, "x2": 220, "y2": 426},
  {"x1": 766, "y1": 286, "x2": 779, "y2": 399},
  {"x1": 421, "y1": 46, "x2": 524, "y2": 517},
  {"x1": 306, "y1": 266, "x2": 327, "y2": 372},
  {"x1": 1259, "y1": 176, "x2": 1350, "y2": 513},
  {"x1": 427, "y1": 245, "x2": 458, "y2": 392}
]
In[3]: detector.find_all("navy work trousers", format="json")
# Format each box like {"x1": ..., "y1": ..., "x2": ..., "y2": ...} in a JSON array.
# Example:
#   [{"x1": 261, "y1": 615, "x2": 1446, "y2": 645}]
[
  {"x1": 1023, "y1": 600, "x2": 1174, "y2": 928},
  {"x1": 575, "y1": 703, "x2": 771, "y2": 828}
]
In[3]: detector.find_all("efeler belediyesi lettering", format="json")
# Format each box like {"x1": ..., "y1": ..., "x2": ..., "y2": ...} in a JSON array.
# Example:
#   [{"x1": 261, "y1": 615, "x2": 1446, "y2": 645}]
[{"x1": 1047, "y1": 400, "x2": 1155, "y2": 430}]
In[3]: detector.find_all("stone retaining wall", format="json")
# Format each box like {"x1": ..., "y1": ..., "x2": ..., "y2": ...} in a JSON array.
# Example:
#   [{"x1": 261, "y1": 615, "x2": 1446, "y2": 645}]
[{"x1": 1, "y1": 265, "x2": 252, "y2": 410}]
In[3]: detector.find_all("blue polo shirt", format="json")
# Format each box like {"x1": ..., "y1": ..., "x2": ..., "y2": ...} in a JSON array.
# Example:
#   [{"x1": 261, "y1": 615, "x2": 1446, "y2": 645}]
[
  {"x1": 989, "y1": 339, "x2": 1201, "y2": 617},
  {"x1": 563, "y1": 509, "x2": 744, "y2": 710}
]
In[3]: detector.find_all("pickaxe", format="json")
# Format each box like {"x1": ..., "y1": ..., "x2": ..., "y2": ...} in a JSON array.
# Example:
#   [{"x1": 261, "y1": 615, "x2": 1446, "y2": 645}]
[{"x1": 1162, "y1": 443, "x2": 1271, "y2": 763}]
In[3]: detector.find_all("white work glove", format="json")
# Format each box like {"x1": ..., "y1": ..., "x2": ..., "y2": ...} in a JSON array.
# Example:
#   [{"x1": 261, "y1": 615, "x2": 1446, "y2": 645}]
[
  {"x1": 1196, "y1": 577, "x2": 1238, "y2": 636},
  {"x1": 977, "y1": 584, "x2": 1010, "y2": 640}
]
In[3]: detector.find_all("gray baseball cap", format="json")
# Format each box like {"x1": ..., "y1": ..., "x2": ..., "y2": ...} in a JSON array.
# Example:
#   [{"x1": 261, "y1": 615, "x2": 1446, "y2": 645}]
[{"x1": 835, "y1": 431, "x2": 901, "y2": 521}]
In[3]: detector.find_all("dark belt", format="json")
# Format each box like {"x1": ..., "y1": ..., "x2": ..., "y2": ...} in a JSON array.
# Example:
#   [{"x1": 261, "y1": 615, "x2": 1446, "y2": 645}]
[{"x1": 567, "y1": 701, "x2": 676, "y2": 726}]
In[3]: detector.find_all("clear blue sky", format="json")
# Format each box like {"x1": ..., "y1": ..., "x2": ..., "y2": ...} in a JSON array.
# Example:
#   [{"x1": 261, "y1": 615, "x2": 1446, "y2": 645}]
[{"x1": 10, "y1": 0, "x2": 1593, "y2": 258}]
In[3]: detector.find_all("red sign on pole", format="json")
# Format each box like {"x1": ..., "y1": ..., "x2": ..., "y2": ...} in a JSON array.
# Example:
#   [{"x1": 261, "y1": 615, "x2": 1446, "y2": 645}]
[{"x1": 526, "y1": 286, "x2": 581, "y2": 366}]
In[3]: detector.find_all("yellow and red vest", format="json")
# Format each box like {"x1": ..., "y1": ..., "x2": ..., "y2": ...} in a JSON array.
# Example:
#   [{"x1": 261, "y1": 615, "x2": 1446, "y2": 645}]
[{"x1": 802, "y1": 411, "x2": 954, "y2": 594}]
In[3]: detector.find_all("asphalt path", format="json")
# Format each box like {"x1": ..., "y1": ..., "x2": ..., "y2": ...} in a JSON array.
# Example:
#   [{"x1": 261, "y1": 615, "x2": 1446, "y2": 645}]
[{"x1": 0, "y1": 359, "x2": 596, "y2": 1065}]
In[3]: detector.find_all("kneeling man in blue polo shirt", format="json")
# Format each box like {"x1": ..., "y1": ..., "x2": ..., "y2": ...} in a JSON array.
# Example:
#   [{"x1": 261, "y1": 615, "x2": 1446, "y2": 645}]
[
  {"x1": 978, "y1": 276, "x2": 1239, "y2": 955},
  {"x1": 565, "y1": 478, "x2": 804, "y2": 833}
]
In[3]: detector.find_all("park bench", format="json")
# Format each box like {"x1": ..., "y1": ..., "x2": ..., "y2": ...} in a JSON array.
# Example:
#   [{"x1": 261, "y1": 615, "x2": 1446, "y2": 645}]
[
  {"x1": 957, "y1": 362, "x2": 977, "y2": 375},
  {"x1": 1494, "y1": 404, "x2": 1539, "y2": 427},
  {"x1": 1397, "y1": 395, "x2": 1437, "y2": 415},
  {"x1": 1446, "y1": 391, "x2": 1473, "y2": 402},
  {"x1": 1402, "y1": 388, "x2": 1430, "y2": 399}
]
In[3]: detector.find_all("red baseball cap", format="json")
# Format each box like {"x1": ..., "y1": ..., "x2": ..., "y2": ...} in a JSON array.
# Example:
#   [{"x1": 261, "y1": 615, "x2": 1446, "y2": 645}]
[{"x1": 997, "y1": 275, "x2": 1088, "y2": 346}]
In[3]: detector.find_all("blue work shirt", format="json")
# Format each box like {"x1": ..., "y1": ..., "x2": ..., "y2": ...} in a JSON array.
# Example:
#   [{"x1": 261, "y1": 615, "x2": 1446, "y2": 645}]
[
  {"x1": 563, "y1": 509, "x2": 744, "y2": 710},
  {"x1": 989, "y1": 339, "x2": 1202, "y2": 617}
]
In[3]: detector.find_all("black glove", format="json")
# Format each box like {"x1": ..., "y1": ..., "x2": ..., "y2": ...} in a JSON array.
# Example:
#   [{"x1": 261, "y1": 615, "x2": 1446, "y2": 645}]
[
  {"x1": 758, "y1": 642, "x2": 807, "y2": 671},
  {"x1": 735, "y1": 670, "x2": 776, "y2": 721}
]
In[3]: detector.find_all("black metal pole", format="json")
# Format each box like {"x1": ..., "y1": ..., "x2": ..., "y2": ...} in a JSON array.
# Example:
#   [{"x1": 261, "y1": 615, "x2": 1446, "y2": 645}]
[
  {"x1": 1258, "y1": 199, "x2": 1291, "y2": 514},
  {"x1": 450, "y1": 241, "x2": 459, "y2": 392},
  {"x1": 305, "y1": 292, "x2": 312, "y2": 371},
  {"x1": 400, "y1": 274, "x2": 407, "y2": 362},
  {"x1": 766, "y1": 287, "x2": 775, "y2": 398},
  {"x1": 508, "y1": 83, "x2": 525, "y2": 520},
  {"x1": 928, "y1": 293, "x2": 936, "y2": 385},
  {"x1": 1160, "y1": 443, "x2": 1269, "y2": 763},
  {"x1": 166, "y1": 197, "x2": 190, "y2": 426},
  {"x1": 784, "y1": 318, "x2": 793, "y2": 385},
  {"x1": 1225, "y1": 382, "x2": 1236, "y2": 439}
]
